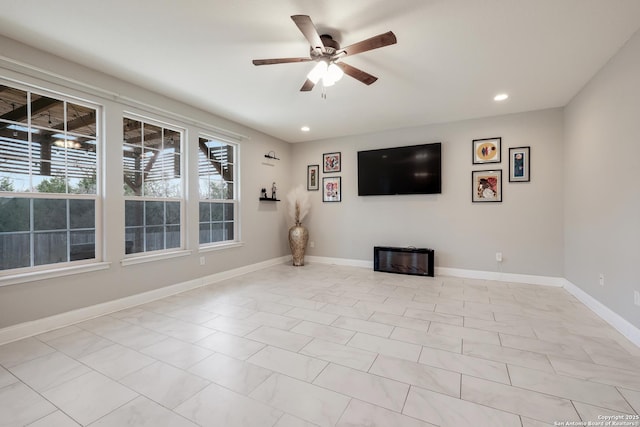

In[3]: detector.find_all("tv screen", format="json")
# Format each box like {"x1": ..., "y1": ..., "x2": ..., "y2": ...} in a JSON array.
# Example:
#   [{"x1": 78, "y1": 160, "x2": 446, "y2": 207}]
[{"x1": 358, "y1": 143, "x2": 441, "y2": 196}]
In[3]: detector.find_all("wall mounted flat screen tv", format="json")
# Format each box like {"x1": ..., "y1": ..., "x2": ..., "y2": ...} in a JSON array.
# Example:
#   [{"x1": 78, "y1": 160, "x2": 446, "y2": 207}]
[{"x1": 358, "y1": 142, "x2": 442, "y2": 196}]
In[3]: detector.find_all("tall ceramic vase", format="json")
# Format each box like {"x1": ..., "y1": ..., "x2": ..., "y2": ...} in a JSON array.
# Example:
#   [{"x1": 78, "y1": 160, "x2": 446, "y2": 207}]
[{"x1": 288, "y1": 221, "x2": 309, "y2": 266}]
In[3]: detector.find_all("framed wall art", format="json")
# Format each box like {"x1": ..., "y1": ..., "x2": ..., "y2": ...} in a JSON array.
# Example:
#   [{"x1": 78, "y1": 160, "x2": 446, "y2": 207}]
[
  {"x1": 509, "y1": 146, "x2": 530, "y2": 182},
  {"x1": 323, "y1": 176, "x2": 341, "y2": 202},
  {"x1": 472, "y1": 137, "x2": 501, "y2": 164},
  {"x1": 472, "y1": 170, "x2": 502, "y2": 202},
  {"x1": 307, "y1": 164, "x2": 319, "y2": 190},
  {"x1": 323, "y1": 152, "x2": 341, "y2": 173}
]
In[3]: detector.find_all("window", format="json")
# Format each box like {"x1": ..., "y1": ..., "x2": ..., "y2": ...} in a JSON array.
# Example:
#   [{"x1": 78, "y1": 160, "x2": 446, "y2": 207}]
[
  {"x1": 0, "y1": 83, "x2": 99, "y2": 272},
  {"x1": 198, "y1": 136, "x2": 237, "y2": 246},
  {"x1": 123, "y1": 116, "x2": 183, "y2": 255}
]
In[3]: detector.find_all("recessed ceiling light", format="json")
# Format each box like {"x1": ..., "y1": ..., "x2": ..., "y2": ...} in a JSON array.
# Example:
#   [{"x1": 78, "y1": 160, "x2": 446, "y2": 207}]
[
  {"x1": 301, "y1": 126, "x2": 310, "y2": 132},
  {"x1": 494, "y1": 93, "x2": 509, "y2": 101}
]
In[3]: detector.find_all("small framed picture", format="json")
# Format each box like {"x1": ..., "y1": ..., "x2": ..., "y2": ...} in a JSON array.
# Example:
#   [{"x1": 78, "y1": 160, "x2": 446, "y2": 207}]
[
  {"x1": 323, "y1": 152, "x2": 341, "y2": 173},
  {"x1": 322, "y1": 176, "x2": 341, "y2": 202},
  {"x1": 472, "y1": 170, "x2": 502, "y2": 203},
  {"x1": 307, "y1": 164, "x2": 319, "y2": 190},
  {"x1": 472, "y1": 137, "x2": 501, "y2": 164},
  {"x1": 509, "y1": 146, "x2": 530, "y2": 182}
]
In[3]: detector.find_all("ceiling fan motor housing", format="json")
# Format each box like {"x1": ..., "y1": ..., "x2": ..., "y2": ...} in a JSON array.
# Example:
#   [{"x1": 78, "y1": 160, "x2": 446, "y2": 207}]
[{"x1": 311, "y1": 34, "x2": 339, "y2": 57}]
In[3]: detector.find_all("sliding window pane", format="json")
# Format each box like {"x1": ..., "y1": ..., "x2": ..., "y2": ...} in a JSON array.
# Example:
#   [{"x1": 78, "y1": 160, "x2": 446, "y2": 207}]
[
  {"x1": 164, "y1": 129, "x2": 180, "y2": 153},
  {"x1": 223, "y1": 222, "x2": 234, "y2": 241},
  {"x1": 144, "y1": 179, "x2": 165, "y2": 198},
  {"x1": 31, "y1": 164, "x2": 68, "y2": 193},
  {"x1": 211, "y1": 223, "x2": 224, "y2": 242},
  {"x1": 125, "y1": 227, "x2": 143, "y2": 254},
  {"x1": 199, "y1": 202, "x2": 210, "y2": 222},
  {"x1": 199, "y1": 223, "x2": 211, "y2": 244},
  {"x1": 0, "y1": 233, "x2": 30, "y2": 270},
  {"x1": 123, "y1": 118, "x2": 142, "y2": 148},
  {"x1": 165, "y1": 201, "x2": 180, "y2": 225},
  {"x1": 70, "y1": 230, "x2": 95, "y2": 261},
  {"x1": 0, "y1": 129, "x2": 30, "y2": 174},
  {"x1": 0, "y1": 197, "x2": 29, "y2": 232},
  {"x1": 34, "y1": 198, "x2": 66, "y2": 230},
  {"x1": 143, "y1": 124, "x2": 162, "y2": 153},
  {"x1": 211, "y1": 203, "x2": 223, "y2": 221},
  {"x1": 0, "y1": 86, "x2": 28, "y2": 124},
  {"x1": 69, "y1": 165, "x2": 97, "y2": 195},
  {"x1": 164, "y1": 176, "x2": 181, "y2": 198},
  {"x1": 34, "y1": 231, "x2": 67, "y2": 265},
  {"x1": 66, "y1": 103, "x2": 96, "y2": 137},
  {"x1": 145, "y1": 201, "x2": 164, "y2": 226},
  {"x1": 224, "y1": 203, "x2": 234, "y2": 221},
  {"x1": 69, "y1": 199, "x2": 94, "y2": 229},
  {"x1": 166, "y1": 225, "x2": 180, "y2": 249},
  {"x1": 0, "y1": 127, "x2": 30, "y2": 191},
  {"x1": 125, "y1": 200, "x2": 143, "y2": 227},
  {"x1": 123, "y1": 151, "x2": 142, "y2": 196},
  {"x1": 30, "y1": 95, "x2": 63, "y2": 130},
  {"x1": 145, "y1": 226, "x2": 164, "y2": 252}
]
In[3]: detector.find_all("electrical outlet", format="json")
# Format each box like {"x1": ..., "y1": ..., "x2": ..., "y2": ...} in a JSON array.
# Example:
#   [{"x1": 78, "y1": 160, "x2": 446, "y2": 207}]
[
  {"x1": 310, "y1": 241, "x2": 315, "y2": 248},
  {"x1": 634, "y1": 291, "x2": 640, "y2": 307},
  {"x1": 199, "y1": 256, "x2": 205, "y2": 266},
  {"x1": 599, "y1": 273, "x2": 604, "y2": 286},
  {"x1": 495, "y1": 252, "x2": 502, "y2": 262}
]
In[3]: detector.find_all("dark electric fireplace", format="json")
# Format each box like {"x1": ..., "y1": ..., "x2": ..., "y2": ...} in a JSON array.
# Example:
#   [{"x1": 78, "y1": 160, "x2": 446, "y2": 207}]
[{"x1": 374, "y1": 246, "x2": 434, "y2": 277}]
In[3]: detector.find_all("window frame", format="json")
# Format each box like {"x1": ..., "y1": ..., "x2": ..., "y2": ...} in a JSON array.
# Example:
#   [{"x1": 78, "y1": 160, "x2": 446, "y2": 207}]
[
  {"x1": 198, "y1": 133, "x2": 239, "y2": 249},
  {"x1": 0, "y1": 79, "x2": 103, "y2": 278},
  {"x1": 122, "y1": 112, "x2": 186, "y2": 259}
]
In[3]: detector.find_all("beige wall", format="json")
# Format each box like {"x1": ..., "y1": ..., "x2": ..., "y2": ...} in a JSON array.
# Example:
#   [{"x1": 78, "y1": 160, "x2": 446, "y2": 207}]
[
  {"x1": 292, "y1": 108, "x2": 565, "y2": 277},
  {"x1": 0, "y1": 36, "x2": 292, "y2": 328},
  {"x1": 564, "y1": 30, "x2": 640, "y2": 328}
]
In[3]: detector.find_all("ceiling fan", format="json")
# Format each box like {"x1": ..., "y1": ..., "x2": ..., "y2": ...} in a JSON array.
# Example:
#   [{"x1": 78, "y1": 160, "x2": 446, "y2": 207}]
[{"x1": 252, "y1": 15, "x2": 397, "y2": 92}]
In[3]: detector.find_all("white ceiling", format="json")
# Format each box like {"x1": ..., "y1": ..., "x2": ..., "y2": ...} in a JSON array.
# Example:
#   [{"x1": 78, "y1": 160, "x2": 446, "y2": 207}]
[{"x1": 0, "y1": 0, "x2": 639, "y2": 143}]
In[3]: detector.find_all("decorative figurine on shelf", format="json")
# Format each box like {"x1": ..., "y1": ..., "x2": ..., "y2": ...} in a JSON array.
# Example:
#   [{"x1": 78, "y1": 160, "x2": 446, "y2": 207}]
[
  {"x1": 271, "y1": 182, "x2": 277, "y2": 200},
  {"x1": 261, "y1": 188, "x2": 267, "y2": 199}
]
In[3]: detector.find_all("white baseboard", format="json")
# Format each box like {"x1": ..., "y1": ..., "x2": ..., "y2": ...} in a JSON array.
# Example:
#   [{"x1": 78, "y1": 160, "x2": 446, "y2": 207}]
[
  {"x1": 0, "y1": 255, "x2": 289, "y2": 346},
  {"x1": 435, "y1": 266, "x2": 565, "y2": 287},
  {"x1": 562, "y1": 279, "x2": 640, "y2": 347}
]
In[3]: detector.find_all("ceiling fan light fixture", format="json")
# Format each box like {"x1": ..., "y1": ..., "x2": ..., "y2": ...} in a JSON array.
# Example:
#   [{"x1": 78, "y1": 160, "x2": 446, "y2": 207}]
[
  {"x1": 323, "y1": 63, "x2": 344, "y2": 87},
  {"x1": 307, "y1": 61, "x2": 328, "y2": 84}
]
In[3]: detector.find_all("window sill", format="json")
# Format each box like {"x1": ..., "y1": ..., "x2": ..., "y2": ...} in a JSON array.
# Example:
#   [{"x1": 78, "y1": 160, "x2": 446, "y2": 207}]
[
  {"x1": 199, "y1": 241, "x2": 244, "y2": 253},
  {"x1": 121, "y1": 249, "x2": 193, "y2": 267},
  {"x1": 0, "y1": 262, "x2": 111, "y2": 287}
]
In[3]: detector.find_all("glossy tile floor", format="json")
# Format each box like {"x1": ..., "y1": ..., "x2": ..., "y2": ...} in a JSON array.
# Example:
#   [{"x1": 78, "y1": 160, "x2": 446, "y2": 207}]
[{"x1": 1, "y1": 264, "x2": 640, "y2": 427}]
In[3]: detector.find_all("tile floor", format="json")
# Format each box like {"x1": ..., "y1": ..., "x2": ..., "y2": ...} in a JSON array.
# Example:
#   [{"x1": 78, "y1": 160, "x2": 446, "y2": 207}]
[{"x1": 1, "y1": 263, "x2": 639, "y2": 426}]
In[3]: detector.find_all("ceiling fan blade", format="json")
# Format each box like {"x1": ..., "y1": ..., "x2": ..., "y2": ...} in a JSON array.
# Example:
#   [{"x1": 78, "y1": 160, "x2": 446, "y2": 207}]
[
  {"x1": 291, "y1": 15, "x2": 325, "y2": 54},
  {"x1": 336, "y1": 62, "x2": 378, "y2": 85},
  {"x1": 252, "y1": 57, "x2": 313, "y2": 66},
  {"x1": 336, "y1": 31, "x2": 397, "y2": 58},
  {"x1": 300, "y1": 79, "x2": 316, "y2": 92}
]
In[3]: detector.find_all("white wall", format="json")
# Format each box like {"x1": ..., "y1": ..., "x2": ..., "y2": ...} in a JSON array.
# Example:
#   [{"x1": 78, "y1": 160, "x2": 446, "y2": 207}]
[
  {"x1": 564, "y1": 30, "x2": 640, "y2": 329},
  {"x1": 0, "y1": 36, "x2": 292, "y2": 328},
  {"x1": 292, "y1": 108, "x2": 565, "y2": 277}
]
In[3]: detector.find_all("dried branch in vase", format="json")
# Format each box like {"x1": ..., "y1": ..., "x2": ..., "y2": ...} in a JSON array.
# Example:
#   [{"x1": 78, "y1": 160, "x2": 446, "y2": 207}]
[{"x1": 286, "y1": 185, "x2": 310, "y2": 225}]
